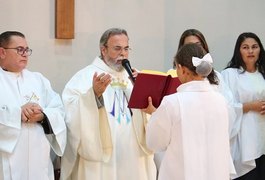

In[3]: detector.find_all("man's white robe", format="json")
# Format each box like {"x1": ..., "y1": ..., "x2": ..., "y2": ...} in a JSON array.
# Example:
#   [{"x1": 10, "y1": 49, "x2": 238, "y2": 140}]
[
  {"x1": 146, "y1": 81, "x2": 231, "y2": 180},
  {"x1": 61, "y1": 57, "x2": 156, "y2": 180},
  {"x1": 0, "y1": 68, "x2": 66, "y2": 180},
  {"x1": 222, "y1": 68, "x2": 265, "y2": 178}
]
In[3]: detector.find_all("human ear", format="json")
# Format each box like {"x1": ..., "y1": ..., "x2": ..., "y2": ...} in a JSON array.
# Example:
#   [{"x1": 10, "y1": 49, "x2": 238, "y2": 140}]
[
  {"x1": 100, "y1": 46, "x2": 107, "y2": 57},
  {"x1": 0, "y1": 47, "x2": 6, "y2": 59},
  {"x1": 176, "y1": 64, "x2": 182, "y2": 71},
  {"x1": 179, "y1": 64, "x2": 186, "y2": 74}
]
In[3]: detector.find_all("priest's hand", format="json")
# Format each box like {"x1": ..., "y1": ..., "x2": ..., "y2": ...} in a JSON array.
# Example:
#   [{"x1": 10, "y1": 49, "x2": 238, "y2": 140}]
[
  {"x1": 93, "y1": 72, "x2": 112, "y2": 97},
  {"x1": 21, "y1": 103, "x2": 44, "y2": 123},
  {"x1": 142, "y1": 96, "x2": 157, "y2": 114}
]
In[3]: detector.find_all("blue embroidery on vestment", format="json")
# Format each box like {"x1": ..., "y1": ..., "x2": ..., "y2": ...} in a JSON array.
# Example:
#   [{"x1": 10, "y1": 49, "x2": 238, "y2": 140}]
[{"x1": 109, "y1": 79, "x2": 131, "y2": 124}]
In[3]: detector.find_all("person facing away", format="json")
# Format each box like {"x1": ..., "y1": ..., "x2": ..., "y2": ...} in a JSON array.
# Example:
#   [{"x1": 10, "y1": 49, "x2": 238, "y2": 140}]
[
  {"x1": 153, "y1": 29, "x2": 238, "y2": 177},
  {"x1": 0, "y1": 31, "x2": 66, "y2": 180},
  {"x1": 221, "y1": 32, "x2": 265, "y2": 180},
  {"x1": 155, "y1": 28, "x2": 218, "y2": 172},
  {"x1": 60, "y1": 28, "x2": 156, "y2": 180},
  {"x1": 173, "y1": 29, "x2": 233, "y2": 98},
  {"x1": 176, "y1": 29, "x2": 240, "y2": 176},
  {"x1": 144, "y1": 43, "x2": 231, "y2": 180},
  {"x1": 176, "y1": 28, "x2": 242, "y2": 137}
]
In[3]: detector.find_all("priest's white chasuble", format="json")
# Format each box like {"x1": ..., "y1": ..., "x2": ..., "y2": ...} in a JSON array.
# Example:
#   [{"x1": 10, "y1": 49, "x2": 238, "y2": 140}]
[{"x1": 61, "y1": 57, "x2": 156, "y2": 180}]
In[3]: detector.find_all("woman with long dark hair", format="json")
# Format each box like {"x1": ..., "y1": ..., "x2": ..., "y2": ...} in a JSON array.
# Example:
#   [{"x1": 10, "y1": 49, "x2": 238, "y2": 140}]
[{"x1": 222, "y1": 32, "x2": 265, "y2": 180}]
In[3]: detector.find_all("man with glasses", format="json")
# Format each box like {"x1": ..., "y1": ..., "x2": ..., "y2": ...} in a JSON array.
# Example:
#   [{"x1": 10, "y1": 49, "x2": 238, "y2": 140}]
[
  {"x1": 0, "y1": 31, "x2": 66, "y2": 180},
  {"x1": 61, "y1": 28, "x2": 156, "y2": 180}
]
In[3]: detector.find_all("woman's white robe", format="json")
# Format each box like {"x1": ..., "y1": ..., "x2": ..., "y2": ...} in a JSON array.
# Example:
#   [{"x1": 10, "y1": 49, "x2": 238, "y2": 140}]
[{"x1": 222, "y1": 68, "x2": 265, "y2": 178}]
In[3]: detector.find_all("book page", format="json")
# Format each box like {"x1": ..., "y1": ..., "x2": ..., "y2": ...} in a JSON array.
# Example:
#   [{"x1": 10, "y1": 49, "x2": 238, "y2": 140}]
[
  {"x1": 141, "y1": 69, "x2": 178, "y2": 77},
  {"x1": 141, "y1": 70, "x2": 168, "y2": 76}
]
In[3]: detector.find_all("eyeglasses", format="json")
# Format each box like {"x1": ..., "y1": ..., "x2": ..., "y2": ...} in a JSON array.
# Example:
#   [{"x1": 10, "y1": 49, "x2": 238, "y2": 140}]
[
  {"x1": 3, "y1": 46, "x2": 32, "y2": 56},
  {"x1": 105, "y1": 45, "x2": 131, "y2": 53}
]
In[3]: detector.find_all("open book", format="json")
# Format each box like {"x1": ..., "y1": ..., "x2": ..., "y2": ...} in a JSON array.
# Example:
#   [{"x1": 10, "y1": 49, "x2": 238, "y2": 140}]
[{"x1": 128, "y1": 70, "x2": 181, "y2": 109}]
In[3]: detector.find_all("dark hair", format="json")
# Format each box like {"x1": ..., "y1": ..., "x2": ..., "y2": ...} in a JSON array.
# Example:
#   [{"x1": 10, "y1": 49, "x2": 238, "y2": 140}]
[
  {"x1": 225, "y1": 32, "x2": 265, "y2": 79},
  {"x1": 178, "y1": 29, "x2": 209, "y2": 53},
  {"x1": 175, "y1": 29, "x2": 218, "y2": 85},
  {"x1": 0, "y1": 31, "x2": 25, "y2": 47},
  {"x1": 175, "y1": 43, "x2": 218, "y2": 84}
]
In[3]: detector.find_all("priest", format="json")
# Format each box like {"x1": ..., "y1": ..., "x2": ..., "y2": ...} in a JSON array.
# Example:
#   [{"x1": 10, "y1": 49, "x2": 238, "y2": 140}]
[{"x1": 61, "y1": 28, "x2": 156, "y2": 180}]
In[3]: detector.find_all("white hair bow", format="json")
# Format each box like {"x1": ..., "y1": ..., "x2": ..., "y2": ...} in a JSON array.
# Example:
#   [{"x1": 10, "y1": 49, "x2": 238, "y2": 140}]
[{"x1": 192, "y1": 53, "x2": 213, "y2": 67}]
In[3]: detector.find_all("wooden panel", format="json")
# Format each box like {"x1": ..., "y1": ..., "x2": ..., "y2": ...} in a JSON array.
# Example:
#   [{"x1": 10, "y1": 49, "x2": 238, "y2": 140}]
[{"x1": 55, "y1": 0, "x2": 75, "y2": 39}]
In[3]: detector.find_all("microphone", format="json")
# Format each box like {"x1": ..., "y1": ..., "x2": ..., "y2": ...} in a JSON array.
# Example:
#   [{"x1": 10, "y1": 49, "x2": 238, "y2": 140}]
[{"x1": 122, "y1": 59, "x2": 136, "y2": 82}]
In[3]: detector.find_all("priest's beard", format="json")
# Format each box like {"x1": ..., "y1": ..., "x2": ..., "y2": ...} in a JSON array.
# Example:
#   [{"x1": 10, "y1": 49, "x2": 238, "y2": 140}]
[{"x1": 105, "y1": 58, "x2": 124, "y2": 72}]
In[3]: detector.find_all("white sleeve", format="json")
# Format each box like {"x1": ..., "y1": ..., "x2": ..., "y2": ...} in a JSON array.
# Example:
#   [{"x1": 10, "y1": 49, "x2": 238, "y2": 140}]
[
  {"x1": 146, "y1": 98, "x2": 173, "y2": 152},
  {"x1": 221, "y1": 69, "x2": 243, "y2": 139},
  {"x1": 40, "y1": 75, "x2": 66, "y2": 156},
  {"x1": 61, "y1": 73, "x2": 112, "y2": 180},
  {"x1": 0, "y1": 105, "x2": 21, "y2": 153}
]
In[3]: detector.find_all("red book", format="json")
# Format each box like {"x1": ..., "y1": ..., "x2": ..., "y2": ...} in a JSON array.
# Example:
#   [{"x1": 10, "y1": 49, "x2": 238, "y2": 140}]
[{"x1": 128, "y1": 70, "x2": 181, "y2": 109}]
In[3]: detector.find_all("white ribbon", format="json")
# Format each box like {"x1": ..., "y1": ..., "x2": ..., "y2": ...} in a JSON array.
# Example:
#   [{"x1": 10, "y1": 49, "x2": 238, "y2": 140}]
[{"x1": 192, "y1": 53, "x2": 213, "y2": 67}]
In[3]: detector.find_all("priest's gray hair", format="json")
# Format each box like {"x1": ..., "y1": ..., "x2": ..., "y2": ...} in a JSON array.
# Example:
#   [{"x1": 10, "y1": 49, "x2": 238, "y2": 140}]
[{"x1": 99, "y1": 28, "x2": 128, "y2": 48}]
